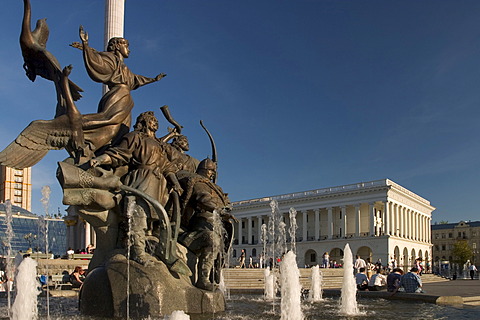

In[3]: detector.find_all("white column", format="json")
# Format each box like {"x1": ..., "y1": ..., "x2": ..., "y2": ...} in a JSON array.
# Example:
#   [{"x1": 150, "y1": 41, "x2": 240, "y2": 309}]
[
  {"x1": 395, "y1": 203, "x2": 399, "y2": 236},
  {"x1": 327, "y1": 207, "x2": 333, "y2": 239},
  {"x1": 84, "y1": 222, "x2": 91, "y2": 248},
  {"x1": 104, "y1": 0, "x2": 125, "y2": 94},
  {"x1": 355, "y1": 205, "x2": 361, "y2": 237},
  {"x1": 237, "y1": 219, "x2": 242, "y2": 245},
  {"x1": 399, "y1": 206, "x2": 404, "y2": 238},
  {"x1": 257, "y1": 216, "x2": 263, "y2": 244},
  {"x1": 424, "y1": 215, "x2": 427, "y2": 242},
  {"x1": 384, "y1": 201, "x2": 390, "y2": 235},
  {"x1": 247, "y1": 217, "x2": 252, "y2": 244},
  {"x1": 415, "y1": 211, "x2": 421, "y2": 241},
  {"x1": 409, "y1": 209, "x2": 413, "y2": 240},
  {"x1": 405, "y1": 209, "x2": 410, "y2": 239},
  {"x1": 369, "y1": 203, "x2": 375, "y2": 236},
  {"x1": 314, "y1": 209, "x2": 320, "y2": 241},
  {"x1": 302, "y1": 210, "x2": 308, "y2": 242},
  {"x1": 341, "y1": 206, "x2": 347, "y2": 238},
  {"x1": 428, "y1": 217, "x2": 431, "y2": 243},
  {"x1": 104, "y1": 0, "x2": 125, "y2": 48}
]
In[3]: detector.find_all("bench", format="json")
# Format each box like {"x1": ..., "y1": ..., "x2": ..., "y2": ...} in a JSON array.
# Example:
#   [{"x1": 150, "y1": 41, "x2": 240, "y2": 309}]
[
  {"x1": 48, "y1": 274, "x2": 72, "y2": 290},
  {"x1": 70, "y1": 254, "x2": 93, "y2": 260}
]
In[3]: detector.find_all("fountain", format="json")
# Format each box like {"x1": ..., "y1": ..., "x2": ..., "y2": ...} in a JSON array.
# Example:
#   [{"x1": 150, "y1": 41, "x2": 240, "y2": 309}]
[
  {"x1": 264, "y1": 267, "x2": 276, "y2": 300},
  {"x1": 288, "y1": 208, "x2": 298, "y2": 254},
  {"x1": 4, "y1": 200, "x2": 14, "y2": 318},
  {"x1": 339, "y1": 243, "x2": 360, "y2": 315},
  {"x1": 280, "y1": 251, "x2": 304, "y2": 320},
  {"x1": 308, "y1": 265, "x2": 323, "y2": 302},
  {"x1": 11, "y1": 257, "x2": 40, "y2": 320}
]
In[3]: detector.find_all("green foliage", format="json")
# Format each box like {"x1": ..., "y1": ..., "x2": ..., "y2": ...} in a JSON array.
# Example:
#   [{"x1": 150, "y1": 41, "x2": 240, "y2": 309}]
[{"x1": 451, "y1": 240, "x2": 473, "y2": 264}]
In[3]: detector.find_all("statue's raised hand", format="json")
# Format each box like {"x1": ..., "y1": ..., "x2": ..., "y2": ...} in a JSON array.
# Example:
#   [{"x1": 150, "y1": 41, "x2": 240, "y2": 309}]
[
  {"x1": 79, "y1": 25, "x2": 88, "y2": 43},
  {"x1": 155, "y1": 73, "x2": 167, "y2": 81}
]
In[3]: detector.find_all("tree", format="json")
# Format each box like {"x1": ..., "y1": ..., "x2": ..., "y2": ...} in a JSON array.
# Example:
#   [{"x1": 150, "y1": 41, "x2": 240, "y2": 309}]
[{"x1": 451, "y1": 240, "x2": 473, "y2": 265}]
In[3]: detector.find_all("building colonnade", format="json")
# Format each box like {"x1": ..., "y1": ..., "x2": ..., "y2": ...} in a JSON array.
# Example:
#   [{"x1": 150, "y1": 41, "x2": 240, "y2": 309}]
[{"x1": 235, "y1": 201, "x2": 431, "y2": 246}]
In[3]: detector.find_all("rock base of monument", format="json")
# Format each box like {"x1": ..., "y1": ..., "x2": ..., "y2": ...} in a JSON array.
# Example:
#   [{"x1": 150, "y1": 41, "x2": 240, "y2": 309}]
[{"x1": 79, "y1": 254, "x2": 225, "y2": 318}]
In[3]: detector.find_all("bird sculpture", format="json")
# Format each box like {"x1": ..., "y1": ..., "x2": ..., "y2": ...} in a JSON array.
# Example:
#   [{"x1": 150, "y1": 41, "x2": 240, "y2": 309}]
[{"x1": 20, "y1": 0, "x2": 83, "y2": 118}]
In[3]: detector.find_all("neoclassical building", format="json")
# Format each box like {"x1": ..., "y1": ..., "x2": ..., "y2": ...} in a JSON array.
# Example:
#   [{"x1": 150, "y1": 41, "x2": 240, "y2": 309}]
[{"x1": 231, "y1": 179, "x2": 434, "y2": 269}]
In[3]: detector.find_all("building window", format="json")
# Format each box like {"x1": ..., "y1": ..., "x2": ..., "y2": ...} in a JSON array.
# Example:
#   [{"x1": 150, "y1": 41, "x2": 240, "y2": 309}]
[
  {"x1": 252, "y1": 220, "x2": 255, "y2": 228},
  {"x1": 441, "y1": 245, "x2": 446, "y2": 251},
  {"x1": 232, "y1": 249, "x2": 237, "y2": 258},
  {"x1": 14, "y1": 196, "x2": 22, "y2": 203},
  {"x1": 242, "y1": 221, "x2": 245, "y2": 229},
  {"x1": 434, "y1": 245, "x2": 439, "y2": 251},
  {"x1": 252, "y1": 248, "x2": 257, "y2": 257},
  {"x1": 14, "y1": 183, "x2": 22, "y2": 189},
  {"x1": 472, "y1": 231, "x2": 477, "y2": 237},
  {"x1": 441, "y1": 233, "x2": 446, "y2": 239},
  {"x1": 14, "y1": 176, "x2": 23, "y2": 183},
  {"x1": 14, "y1": 170, "x2": 23, "y2": 176},
  {"x1": 448, "y1": 233, "x2": 453, "y2": 238},
  {"x1": 435, "y1": 234, "x2": 439, "y2": 239},
  {"x1": 473, "y1": 243, "x2": 477, "y2": 249},
  {"x1": 14, "y1": 190, "x2": 22, "y2": 196},
  {"x1": 311, "y1": 253, "x2": 316, "y2": 262}
]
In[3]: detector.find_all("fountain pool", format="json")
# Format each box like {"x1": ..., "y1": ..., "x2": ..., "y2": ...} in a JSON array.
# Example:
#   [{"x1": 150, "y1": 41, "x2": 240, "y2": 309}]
[{"x1": 1, "y1": 294, "x2": 479, "y2": 319}]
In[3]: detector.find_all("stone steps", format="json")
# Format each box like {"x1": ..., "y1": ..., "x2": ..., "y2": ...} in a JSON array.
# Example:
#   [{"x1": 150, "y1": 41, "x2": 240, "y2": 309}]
[
  {"x1": 462, "y1": 296, "x2": 480, "y2": 306},
  {"x1": 222, "y1": 268, "x2": 445, "y2": 290}
]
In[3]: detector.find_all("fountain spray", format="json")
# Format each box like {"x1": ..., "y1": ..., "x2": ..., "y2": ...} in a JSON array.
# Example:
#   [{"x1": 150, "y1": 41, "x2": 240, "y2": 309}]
[
  {"x1": 339, "y1": 243, "x2": 359, "y2": 315},
  {"x1": 288, "y1": 208, "x2": 298, "y2": 254},
  {"x1": 5, "y1": 200, "x2": 14, "y2": 317},
  {"x1": 40, "y1": 185, "x2": 51, "y2": 319}
]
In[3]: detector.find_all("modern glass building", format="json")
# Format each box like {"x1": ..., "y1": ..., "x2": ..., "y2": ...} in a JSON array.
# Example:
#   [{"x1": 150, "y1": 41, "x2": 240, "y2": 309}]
[{"x1": 0, "y1": 203, "x2": 66, "y2": 256}]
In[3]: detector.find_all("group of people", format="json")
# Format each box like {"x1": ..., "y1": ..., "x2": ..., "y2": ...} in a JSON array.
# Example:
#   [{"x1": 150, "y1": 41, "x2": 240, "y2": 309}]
[{"x1": 354, "y1": 254, "x2": 425, "y2": 294}]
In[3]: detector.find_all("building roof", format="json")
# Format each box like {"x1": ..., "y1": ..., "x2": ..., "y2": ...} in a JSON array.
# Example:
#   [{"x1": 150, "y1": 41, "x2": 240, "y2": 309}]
[
  {"x1": 233, "y1": 178, "x2": 433, "y2": 208},
  {"x1": 0, "y1": 202, "x2": 37, "y2": 217},
  {"x1": 431, "y1": 221, "x2": 480, "y2": 230}
]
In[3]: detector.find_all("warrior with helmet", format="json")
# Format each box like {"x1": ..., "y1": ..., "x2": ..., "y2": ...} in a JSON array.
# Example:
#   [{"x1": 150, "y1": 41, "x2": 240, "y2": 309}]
[{"x1": 178, "y1": 158, "x2": 236, "y2": 290}]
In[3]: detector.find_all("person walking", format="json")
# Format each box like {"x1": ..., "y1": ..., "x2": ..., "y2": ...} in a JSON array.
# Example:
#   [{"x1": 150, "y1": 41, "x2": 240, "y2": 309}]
[
  {"x1": 469, "y1": 264, "x2": 477, "y2": 280},
  {"x1": 239, "y1": 249, "x2": 246, "y2": 268}
]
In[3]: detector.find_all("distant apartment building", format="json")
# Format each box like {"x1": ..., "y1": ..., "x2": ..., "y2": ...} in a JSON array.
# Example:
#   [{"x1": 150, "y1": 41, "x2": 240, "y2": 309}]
[
  {"x1": 431, "y1": 220, "x2": 480, "y2": 266},
  {"x1": 231, "y1": 179, "x2": 434, "y2": 269},
  {"x1": 0, "y1": 165, "x2": 32, "y2": 211}
]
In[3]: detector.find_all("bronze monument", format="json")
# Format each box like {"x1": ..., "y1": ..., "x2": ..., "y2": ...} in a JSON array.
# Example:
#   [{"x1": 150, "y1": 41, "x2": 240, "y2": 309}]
[{"x1": 0, "y1": 1, "x2": 235, "y2": 318}]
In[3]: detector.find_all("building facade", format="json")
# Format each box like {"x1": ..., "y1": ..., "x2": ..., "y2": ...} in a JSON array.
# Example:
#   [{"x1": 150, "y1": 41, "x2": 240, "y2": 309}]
[
  {"x1": 0, "y1": 203, "x2": 66, "y2": 256},
  {"x1": 0, "y1": 166, "x2": 32, "y2": 211},
  {"x1": 431, "y1": 220, "x2": 480, "y2": 267},
  {"x1": 231, "y1": 179, "x2": 434, "y2": 269}
]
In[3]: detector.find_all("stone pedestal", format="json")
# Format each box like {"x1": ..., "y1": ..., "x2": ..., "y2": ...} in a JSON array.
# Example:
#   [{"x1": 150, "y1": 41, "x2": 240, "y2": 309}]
[{"x1": 79, "y1": 254, "x2": 225, "y2": 318}]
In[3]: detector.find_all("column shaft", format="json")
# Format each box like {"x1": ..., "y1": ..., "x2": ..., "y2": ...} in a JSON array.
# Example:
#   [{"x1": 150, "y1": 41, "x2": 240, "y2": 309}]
[{"x1": 327, "y1": 207, "x2": 333, "y2": 239}]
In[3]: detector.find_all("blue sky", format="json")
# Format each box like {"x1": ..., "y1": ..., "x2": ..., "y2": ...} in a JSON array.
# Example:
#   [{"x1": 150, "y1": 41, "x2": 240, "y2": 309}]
[{"x1": 1, "y1": 1, "x2": 479, "y2": 223}]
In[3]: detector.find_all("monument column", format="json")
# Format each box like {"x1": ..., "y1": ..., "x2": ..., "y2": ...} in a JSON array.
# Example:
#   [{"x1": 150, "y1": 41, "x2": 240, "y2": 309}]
[
  {"x1": 327, "y1": 207, "x2": 333, "y2": 239},
  {"x1": 104, "y1": 0, "x2": 125, "y2": 94},
  {"x1": 314, "y1": 209, "x2": 320, "y2": 240}
]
